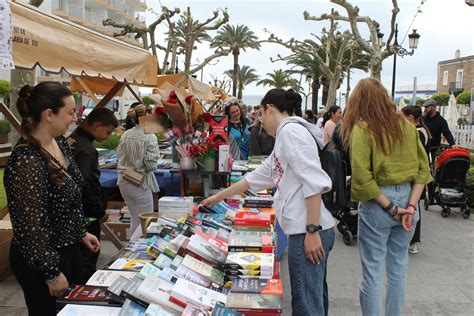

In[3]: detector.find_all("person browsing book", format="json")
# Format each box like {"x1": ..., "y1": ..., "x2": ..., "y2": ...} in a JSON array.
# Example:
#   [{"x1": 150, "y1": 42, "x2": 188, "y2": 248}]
[
  {"x1": 5, "y1": 82, "x2": 100, "y2": 315},
  {"x1": 67, "y1": 107, "x2": 118, "y2": 282},
  {"x1": 203, "y1": 88, "x2": 335, "y2": 316},
  {"x1": 340, "y1": 78, "x2": 431, "y2": 316},
  {"x1": 116, "y1": 104, "x2": 160, "y2": 239},
  {"x1": 225, "y1": 98, "x2": 251, "y2": 160}
]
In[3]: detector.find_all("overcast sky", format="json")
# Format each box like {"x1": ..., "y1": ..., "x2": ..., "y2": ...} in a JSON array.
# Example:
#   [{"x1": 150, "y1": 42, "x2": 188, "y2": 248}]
[{"x1": 145, "y1": 0, "x2": 473, "y2": 96}]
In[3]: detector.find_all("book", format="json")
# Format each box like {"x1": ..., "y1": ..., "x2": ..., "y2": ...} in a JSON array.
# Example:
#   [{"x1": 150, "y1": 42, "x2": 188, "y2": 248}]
[
  {"x1": 154, "y1": 253, "x2": 173, "y2": 269},
  {"x1": 105, "y1": 276, "x2": 131, "y2": 304},
  {"x1": 138, "y1": 263, "x2": 162, "y2": 279},
  {"x1": 224, "y1": 269, "x2": 273, "y2": 278},
  {"x1": 147, "y1": 237, "x2": 171, "y2": 258},
  {"x1": 118, "y1": 299, "x2": 147, "y2": 316},
  {"x1": 211, "y1": 304, "x2": 243, "y2": 316},
  {"x1": 181, "y1": 255, "x2": 225, "y2": 286},
  {"x1": 133, "y1": 275, "x2": 184, "y2": 313},
  {"x1": 171, "y1": 278, "x2": 227, "y2": 310},
  {"x1": 120, "y1": 276, "x2": 147, "y2": 307},
  {"x1": 208, "y1": 115, "x2": 228, "y2": 142},
  {"x1": 233, "y1": 212, "x2": 271, "y2": 227},
  {"x1": 173, "y1": 264, "x2": 211, "y2": 287},
  {"x1": 170, "y1": 255, "x2": 184, "y2": 270},
  {"x1": 182, "y1": 304, "x2": 211, "y2": 316},
  {"x1": 187, "y1": 233, "x2": 227, "y2": 264},
  {"x1": 230, "y1": 279, "x2": 283, "y2": 296},
  {"x1": 115, "y1": 251, "x2": 155, "y2": 261},
  {"x1": 145, "y1": 303, "x2": 180, "y2": 316},
  {"x1": 158, "y1": 265, "x2": 177, "y2": 283},
  {"x1": 108, "y1": 258, "x2": 153, "y2": 271},
  {"x1": 86, "y1": 270, "x2": 138, "y2": 287},
  {"x1": 57, "y1": 304, "x2": 121, "y2": 316},
  {"x1": 225, "y1": 253, "x2": 274, "y2": 271},
  {"x1": 228, "y1": 231, "x2": 273, "y2": 253},
  {"x1": 225, "y1": 293, "x2": 282, "y2": 313},
  {"x1": 56, "y1": 285, "x2": 122, "y2": 310}
]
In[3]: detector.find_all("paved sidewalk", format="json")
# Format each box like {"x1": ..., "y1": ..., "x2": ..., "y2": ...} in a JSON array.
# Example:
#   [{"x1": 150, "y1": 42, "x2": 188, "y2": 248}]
[{"x1": 0, "y1": 206, "x2": 472, "y2": 315}]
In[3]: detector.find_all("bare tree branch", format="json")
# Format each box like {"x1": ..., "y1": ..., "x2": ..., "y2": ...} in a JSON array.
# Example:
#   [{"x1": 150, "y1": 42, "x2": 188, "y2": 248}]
[
  {"x1": 385, "y1": 0, "x2": 400, "y2": 48},
  {"x1": 189, "y1": 48, "x2": 231, "y2": 74}
]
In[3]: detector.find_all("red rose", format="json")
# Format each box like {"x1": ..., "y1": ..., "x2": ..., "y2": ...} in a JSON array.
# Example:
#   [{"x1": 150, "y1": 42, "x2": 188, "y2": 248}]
[
  {"x1": 154, "y1": 106, "x2": 166, "y2": 117},
  {"x1": 185, "y1": 94, "x2": 193, "y2": 104},
  {"x1": 169, "y1": 91, "x2": 177, "y2": 99},
  {"x1": 202, "y1": 112, "x2": 213, "y2": 123},
  {"x1": 165, "y1": 98, "x2": 177, "y2": 104}
]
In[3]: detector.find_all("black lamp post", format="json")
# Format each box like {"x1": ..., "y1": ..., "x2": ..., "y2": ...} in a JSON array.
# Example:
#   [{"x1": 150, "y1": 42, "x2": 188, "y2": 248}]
[
  {"x1": 389, "y1": 23, "x2": 421, "y2": 98},
  {"x1": 175, "y1": 56, "x2": 179, "y2": 74}
]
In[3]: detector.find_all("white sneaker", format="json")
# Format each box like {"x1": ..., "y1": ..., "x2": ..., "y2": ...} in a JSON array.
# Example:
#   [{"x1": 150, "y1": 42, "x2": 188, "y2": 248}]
[{"x1": 409, "y1": 243, "x2": 419, "y2": 254}]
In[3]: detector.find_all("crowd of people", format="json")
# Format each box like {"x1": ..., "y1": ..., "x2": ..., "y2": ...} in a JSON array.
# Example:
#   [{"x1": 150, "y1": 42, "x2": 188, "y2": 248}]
[{"x1": 5, "y1": 77, "x2": 459, "y2": 316}]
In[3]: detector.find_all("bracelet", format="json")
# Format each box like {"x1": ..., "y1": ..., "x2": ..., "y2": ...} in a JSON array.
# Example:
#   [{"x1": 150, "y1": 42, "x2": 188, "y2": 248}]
[
  {"x1": 388, "y1": 205, "x2": 398, "y2": 217},
  {"x1": 46, "y1": 275, "x2": 60, "y2": 286},
  {"x1": 406, "y1": 203, "x2": 417, "y2": 210}
]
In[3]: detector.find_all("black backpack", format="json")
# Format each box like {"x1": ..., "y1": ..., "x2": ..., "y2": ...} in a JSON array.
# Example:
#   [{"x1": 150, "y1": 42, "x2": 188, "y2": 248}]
[{"x1": 289, "y1": 122, "x2": 348, "y2": 215}]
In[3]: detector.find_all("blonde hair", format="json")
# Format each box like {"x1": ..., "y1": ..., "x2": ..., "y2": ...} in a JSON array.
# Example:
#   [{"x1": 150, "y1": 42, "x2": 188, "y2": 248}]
[
  {"x1": 127, "y1": 104, "x2": 150, "y2": 124},
  {"x1": 341, "y1": 78, "x2": 405, "y2": 155}
]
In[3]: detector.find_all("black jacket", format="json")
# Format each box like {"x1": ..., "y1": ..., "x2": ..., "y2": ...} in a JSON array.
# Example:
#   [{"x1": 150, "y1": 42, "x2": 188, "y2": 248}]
[
  {"x1": 423, "y1": 112, "x2": 455, "y2": 147},
  {"x1": 67, "y1": 127, "x2": 105, "y2": 219},
  {"x1": 249, "y1": 125, "x2": 275, "y2": 156}
]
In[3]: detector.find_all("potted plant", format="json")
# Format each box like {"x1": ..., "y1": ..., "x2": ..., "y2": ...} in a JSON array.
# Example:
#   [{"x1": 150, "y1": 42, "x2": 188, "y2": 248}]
[{"x1": 0, "y1": 120, "x2": 11, "y2": 144}]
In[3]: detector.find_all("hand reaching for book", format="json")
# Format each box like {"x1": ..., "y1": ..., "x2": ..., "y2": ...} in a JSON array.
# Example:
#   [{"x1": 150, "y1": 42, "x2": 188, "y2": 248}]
[
  {"x1": 48, "y1": 273, "x2": 68, "y2": 297},
  {"x1": 83, "y1": 232, "x2": 101, "y2": 253},
  {"x1": 201, "y1": 194, "x2": 222, "y2": 207}
]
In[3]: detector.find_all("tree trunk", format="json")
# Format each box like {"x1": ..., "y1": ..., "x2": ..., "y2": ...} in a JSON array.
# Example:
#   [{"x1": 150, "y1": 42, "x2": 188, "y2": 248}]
[
  {"x1": 184, "y1": 7, "x2": 192, "y2": 73},
  {"x1": 237, "y1": 85, "x2": 243, "y2": 100},
  {"x1": 311, "y1": 79, "x2": 320, "y2": 114},
  {"x1": 232, "y1": 48, "x2": 239, "y2": 97},
  {"x1": 170, "y1": 45, "x2": 178, "y2": 74},
  {"x1": 326, "y1": 78, "x2": 338, "y2": 109},
  {"x1": 369, "y1": 56, "x2": 382, "y2": 81},
  {"x1": 321, "y1": 77, "x2": 329, "y2": 107}
]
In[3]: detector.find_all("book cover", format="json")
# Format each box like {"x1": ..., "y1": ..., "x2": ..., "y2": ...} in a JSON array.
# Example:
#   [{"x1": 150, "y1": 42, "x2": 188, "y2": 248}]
[
  {"x1": 181, "y1": 255, "x2": 225, "y2": 286},
  {"x1": 187, "y1": 234, "x2": 227, "y2": 264},
  {"x1": 173, "y1": 265, "x2": 211, "y2": 288},
  {"x1": 158, "y1": 265, "x2": 177, "y2": 283},
  {"x1": 225, "y1": 293, "x2": 282, "y2": 313},
  {"x1": 233, "y1": 212, "x2": 271, "y2": 227},
  {"x1": 182, "y1": 304, "x2": 211, "y2": 316},
  {"x1": 171, "y1": 278, "x2": 227, "y2": 309},
  {"x1": 170, "y1": 255, "x2": 184, "y2": 270},
  {"x1": 225, "y1": 253, "x2": 274, "y2": 271},
  {"x1": 147, "y1": 238, "x2": 171, "y2": 258},
  {"x1": 208, "y1": 115, "x2": 228, "y2": 142},
  {"x1": 211, "y1": 304, "x2": 243, "y2": 316},
  {"x1": 138, "y1": 263, "x2": 162, "y2": 280},
  {"x1": 57, "y1": 285, "x2": 122, "y2": 309},
  {"x1": 195, "y1": 231, "x2": 229, "y2": 254},
  {"x1": 145, "y1": 303, "x2": 180, "y2": 316},
  {"x1": 116, "y1": 251, "x2": 155, "y2": 261},
  {"x1": 228, "y1": 231, "x2": 273, "y2": 253},
  {"x1": 57, "y1": 304, "x2": 121, "y2": 316},
  {"x1": 230, "y1": 279, "x2": 283, "y2": 296},
  {"x1": 119, "y1": 299, "x2": 147, "y2": 316},
  {"x1": 224, "y1": 269, "x2": 273, "y2": 278},
  {"x1": 105, "y1": 276, "x2": 132, "y2": 304},
  {"x1": 154, "y1": 253, "x2": 173, "y2": 269},
  {"x1": 86, "y1": 270, "x2": 137, "y2": 287},
  {"x1": 133, "y1": 275, "x2": 184, "y2": 313}
]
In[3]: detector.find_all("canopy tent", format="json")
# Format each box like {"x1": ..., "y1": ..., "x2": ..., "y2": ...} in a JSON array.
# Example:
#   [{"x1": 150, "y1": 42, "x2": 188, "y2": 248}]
[
  {"x1": 11, "y1": 1, "x2": 157, "y2": 86},
  {"x1": 445, "y1": 93, "x2": 460, "y2": 131}
]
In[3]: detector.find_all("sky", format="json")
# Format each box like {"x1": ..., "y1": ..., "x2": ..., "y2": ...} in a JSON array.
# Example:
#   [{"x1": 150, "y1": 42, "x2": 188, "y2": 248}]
[{"x1": 144, "y1": 0, "x2": 474, "y2": 98}]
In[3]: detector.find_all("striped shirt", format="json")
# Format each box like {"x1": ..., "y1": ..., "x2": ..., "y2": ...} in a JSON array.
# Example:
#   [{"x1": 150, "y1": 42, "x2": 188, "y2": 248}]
[{"x1": 116, "y1": 126, "x2": 160, "y2": 192}]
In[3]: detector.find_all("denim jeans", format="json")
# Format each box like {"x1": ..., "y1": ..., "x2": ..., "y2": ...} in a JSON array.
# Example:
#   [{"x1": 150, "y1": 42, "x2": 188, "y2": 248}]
[
  {"x1": 288, "y1": 228, "x2": 335, "y2": 316},
  {"x1": 358, "y1": 183, "x2": 419, "y2": 316}
]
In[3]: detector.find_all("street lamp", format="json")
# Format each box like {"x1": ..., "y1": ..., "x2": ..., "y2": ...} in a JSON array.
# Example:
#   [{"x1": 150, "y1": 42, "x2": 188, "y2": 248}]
[
  {"x1": 390, "y1": 23, "x2": 421, "y2": 98},
  {"x1": 377, "y1": 29, "x2": 384, "y2": 47},
  {"x1": 175, "y1": 56, "x2": 179, "y2": 74}
]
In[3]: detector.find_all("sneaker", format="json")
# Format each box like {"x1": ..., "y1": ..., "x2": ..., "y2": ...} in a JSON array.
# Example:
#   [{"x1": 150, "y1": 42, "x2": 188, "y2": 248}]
[{"x1": 409, "y1": 243, "x2": 419, "y2": 254}]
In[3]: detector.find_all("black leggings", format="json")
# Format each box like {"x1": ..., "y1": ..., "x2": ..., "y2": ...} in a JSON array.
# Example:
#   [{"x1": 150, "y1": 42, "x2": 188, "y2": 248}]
[{"x1": 10, "y1": 242, "x2": 82, "y2": 316}]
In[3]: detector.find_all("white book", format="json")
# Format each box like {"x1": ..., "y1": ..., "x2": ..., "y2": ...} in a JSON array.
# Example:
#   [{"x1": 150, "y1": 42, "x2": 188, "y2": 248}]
[
  {"x1": 86, "y1": 270, "x2": 137, "y2": 287},
  {"x1": 171, "y1": 278, "x2": 227, "y2": 309},
  {"x1": 138, "y1": 263, "x2": 162, "y2": 279},
  {"x1": 145, "y1": 303, "x2": 180, "y2": 316},
  {"x1": 134, "y1": 275, "x2": 183, "y2": 313},
  {"x1": 58, "y1": 304, "x2": 121, "y2": 316}
]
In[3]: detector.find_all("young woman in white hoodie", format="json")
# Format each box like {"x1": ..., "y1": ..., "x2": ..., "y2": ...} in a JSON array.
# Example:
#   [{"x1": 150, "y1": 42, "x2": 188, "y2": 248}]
[{"x1": 202, "y1": 88, "x2": 335, "y2": 316}]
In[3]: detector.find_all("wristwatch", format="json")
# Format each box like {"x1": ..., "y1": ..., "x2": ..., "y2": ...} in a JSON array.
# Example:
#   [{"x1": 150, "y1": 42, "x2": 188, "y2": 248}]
[{"x1": 306, "y1": 224, "x2": 323, "y2": 233}]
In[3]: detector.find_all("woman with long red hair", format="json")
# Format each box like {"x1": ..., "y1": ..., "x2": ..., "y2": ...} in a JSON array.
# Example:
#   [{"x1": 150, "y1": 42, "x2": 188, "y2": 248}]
[{"x1": 341, "y1": 78, "x2": 431, "y2": 316}]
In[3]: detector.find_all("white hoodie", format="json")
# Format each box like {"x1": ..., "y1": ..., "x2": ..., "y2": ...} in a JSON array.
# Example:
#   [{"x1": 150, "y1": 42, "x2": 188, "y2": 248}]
[{"x1": 245, "y1": 116, "x2": 335, "y2": 235}]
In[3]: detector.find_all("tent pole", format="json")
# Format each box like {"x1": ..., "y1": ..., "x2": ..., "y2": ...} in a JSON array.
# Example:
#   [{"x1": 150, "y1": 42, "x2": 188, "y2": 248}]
[
  {"x1": 0, "y1": 103, "x2": 22, "y2": 135},
  {"x1": 75, "y1": 77, "x2": 100, "y2": 105},
  {"x1": 126, "y1": 84, "x2": 142, "y2": 102},
  {"x1": 96, "y1": 82, "x2": 126, "y2": 108}
]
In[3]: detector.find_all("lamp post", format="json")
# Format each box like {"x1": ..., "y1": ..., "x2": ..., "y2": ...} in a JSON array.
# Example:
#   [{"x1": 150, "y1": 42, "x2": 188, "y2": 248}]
[
  {"x1": 389, "y1": 24, "x2": 421, "y2": 98},
  {"x1": 175, "y1": 56, "x2": 179, "y2": 74}
]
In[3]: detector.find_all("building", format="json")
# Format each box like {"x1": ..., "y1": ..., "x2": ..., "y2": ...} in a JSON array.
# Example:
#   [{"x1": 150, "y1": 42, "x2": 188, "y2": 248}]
[
  {"x1": 394, "y1": 84, "x2": 437, "y2": 103},
  {"x1": 437, "y1": 51, "x2": 474, "y2": 95}
]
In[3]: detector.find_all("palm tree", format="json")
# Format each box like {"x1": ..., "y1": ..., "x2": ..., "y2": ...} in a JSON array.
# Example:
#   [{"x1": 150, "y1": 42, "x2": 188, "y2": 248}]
[
  {"x1": 257, "y1": 69, "x2": 299, "y2": 89},
  {"x1": 211, "y1": 24, "x2": 261, "y2": 97},
  {"x1": 224, "y1": 66, "x2": 259, "y2": 99}
]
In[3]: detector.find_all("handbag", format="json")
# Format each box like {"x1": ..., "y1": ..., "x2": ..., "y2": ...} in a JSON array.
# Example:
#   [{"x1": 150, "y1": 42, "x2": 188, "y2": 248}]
[{"x1": 122, "y1": 168, "x2": 144, "y2": 187}]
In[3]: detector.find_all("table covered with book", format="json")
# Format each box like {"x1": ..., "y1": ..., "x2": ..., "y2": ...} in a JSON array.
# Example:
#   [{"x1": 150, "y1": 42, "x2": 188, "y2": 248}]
[{"x1": 56, "y1": 194, "x2": 285, "y2": 316}]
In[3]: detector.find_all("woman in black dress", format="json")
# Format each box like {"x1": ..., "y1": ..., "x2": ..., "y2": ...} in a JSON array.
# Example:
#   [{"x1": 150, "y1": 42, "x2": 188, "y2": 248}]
[{"x1": 5, "y1": 82, "x2": 100, "y2": 315}]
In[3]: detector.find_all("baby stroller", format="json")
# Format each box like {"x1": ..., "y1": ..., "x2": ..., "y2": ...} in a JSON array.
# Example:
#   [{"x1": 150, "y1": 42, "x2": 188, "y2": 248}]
[
  {"x1": 425, "y1": 145, "x2": 471, "y2": 219},
  {"x1": 335, "y1": 176, "x2": 359, "y2": 246}
]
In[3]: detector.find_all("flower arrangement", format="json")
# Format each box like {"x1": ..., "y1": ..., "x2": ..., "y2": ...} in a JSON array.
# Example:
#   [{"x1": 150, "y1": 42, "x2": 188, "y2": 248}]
[
  {"x1": 191, "y1": 138, "x2": 223, "y2": 160},
  {"x1": 165, "y1": 126, "x2": 209, "y2": 158}
]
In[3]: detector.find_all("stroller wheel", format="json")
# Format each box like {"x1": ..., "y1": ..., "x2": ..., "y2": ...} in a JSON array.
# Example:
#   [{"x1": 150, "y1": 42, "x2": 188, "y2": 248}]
[
  {"x1": 441, "y1": 207, "x2": 451, "y2": 218},
  {"x1": 343, "y1": 231, "x2": 353, "y2": 246},
  {"x1": 462, "y1": 207, "x2": 470, "y2": 219}
]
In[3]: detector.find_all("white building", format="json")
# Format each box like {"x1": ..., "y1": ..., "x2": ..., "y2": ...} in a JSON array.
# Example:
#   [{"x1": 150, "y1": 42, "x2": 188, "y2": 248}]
[{"x1": 395, "y1": 84, "x2": 437, "y2": 104}]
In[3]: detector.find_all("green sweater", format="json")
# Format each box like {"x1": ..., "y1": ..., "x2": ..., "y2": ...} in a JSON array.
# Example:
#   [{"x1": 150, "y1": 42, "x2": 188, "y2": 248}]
[{"x1": 349, "y1": 120, "x2": 432, "y2": 201}]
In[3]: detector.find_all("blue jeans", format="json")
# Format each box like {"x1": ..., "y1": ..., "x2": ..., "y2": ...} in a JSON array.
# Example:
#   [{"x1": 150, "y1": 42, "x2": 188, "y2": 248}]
[
  {"x1": 358, "y1": 184, "x2": 419, "y2": 316},
  {"x1": 288, "y1": 228, "x2": 335, "y2": 316}
]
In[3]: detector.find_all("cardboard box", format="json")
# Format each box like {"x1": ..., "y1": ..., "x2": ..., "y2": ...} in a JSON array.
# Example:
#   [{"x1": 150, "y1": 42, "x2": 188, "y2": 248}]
[
  {"x1": 0, "y1": 220, "x2": 13, "y2": 281},
  {"x1": 101, "y1": 222, "x2": 131, "y2": 242}
]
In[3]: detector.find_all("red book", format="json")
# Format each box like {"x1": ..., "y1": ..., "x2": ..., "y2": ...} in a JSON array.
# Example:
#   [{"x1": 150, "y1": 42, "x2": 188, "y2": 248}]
[
  {"x1": 208, "y1": 115, "x2": 228, "y2": 142},
  {"x1": 195, "y1": 230, "x2": 228, "y2": 255},
  {"x1": 234, "y1": 212, "x2": 271, "y2": 227}
]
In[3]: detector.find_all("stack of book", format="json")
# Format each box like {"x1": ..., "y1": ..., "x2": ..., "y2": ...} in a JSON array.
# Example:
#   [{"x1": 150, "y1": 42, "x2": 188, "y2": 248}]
[
  {"x1": 57, "y1": 206, "x2": 283, "y2": 315},
  {"x1": 233, "y1": 212, "x2": 272, "y2": 231},
  {"x1": 243, "y1": 196, "x2": 274, "y2": 209},
  {"x1": 159, "y1": 197, "x2": 194, "y2": 218}
]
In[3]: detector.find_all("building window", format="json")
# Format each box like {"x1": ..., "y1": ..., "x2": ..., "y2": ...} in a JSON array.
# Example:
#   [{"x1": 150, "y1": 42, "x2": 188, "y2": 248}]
[
  {"x1": 456, "y1": 69, "x2": 463, "y2": 89},
  {"x1": 442, "y1": 71, "x2": 448, "y2": 86}
]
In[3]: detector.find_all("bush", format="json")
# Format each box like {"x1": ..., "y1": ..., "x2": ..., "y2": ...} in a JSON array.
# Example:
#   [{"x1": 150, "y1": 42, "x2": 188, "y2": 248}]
[
  {"x1": 93, "y1": 132, "x2": 121, "y2": 150},
  {"x1": 0, "y1": 80, "x2": 10, "y2": 98},
  {"x1": 456, "y1": 91, "x2": 471, "y2": 105},
  {"x1": 431, "y1": 93, "x2": 450, "y2": 106},
  {"x1": 0, "y1": 120, "x2": 11, "y2": 133},
  {"x1": 415, "y1": 98, "x2": 425, "y2": 106},
  {"x1": 142, "y1": 96, "x2": 156, "y2": 106}
]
